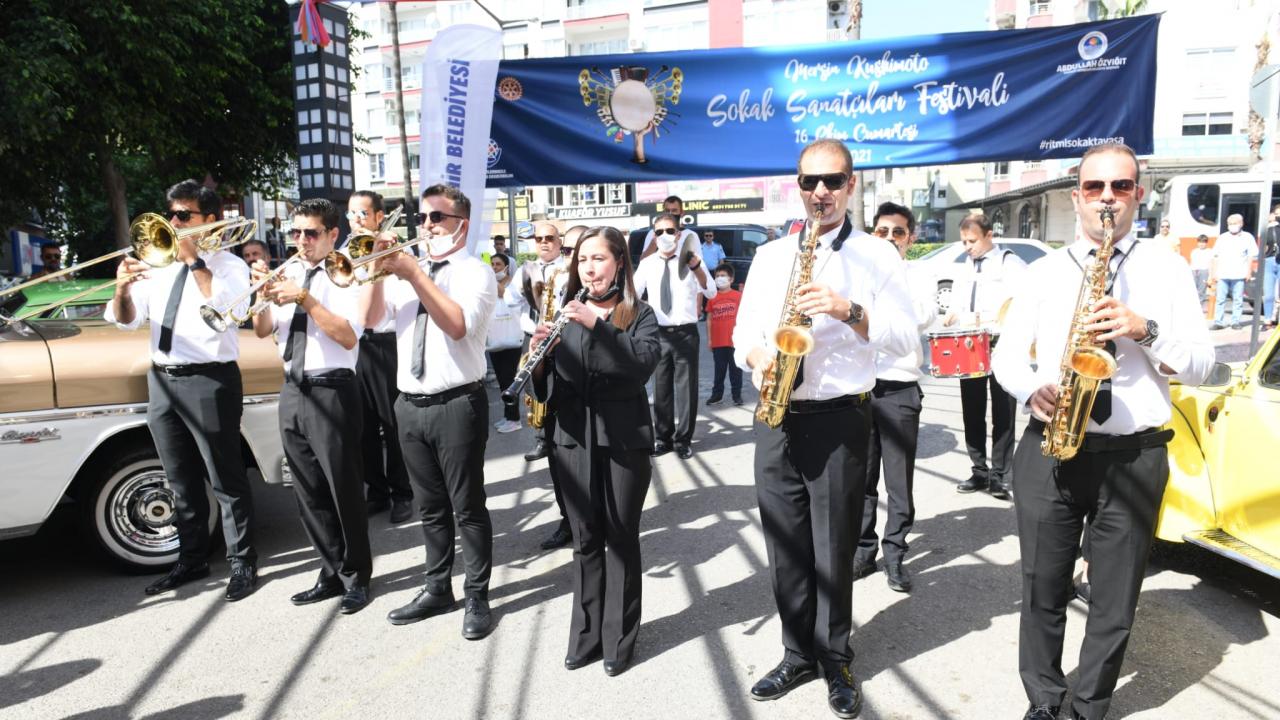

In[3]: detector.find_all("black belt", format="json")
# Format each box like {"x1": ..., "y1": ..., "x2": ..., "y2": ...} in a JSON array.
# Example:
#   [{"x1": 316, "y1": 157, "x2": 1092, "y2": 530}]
[
  {"x1": 361, "y1": 330, "x2": 396, "y2": 339},
  {"x1": 402, "y1": 380, "x2": 483, "y2": 407},
  {"x1": 788, "y1": 392, "x2": 871, "y2": 415},
  {"x1": 152, "y1": 361, "x2": 234, "y2": 377},
  {"x1": 874, "y1": 379, "x2": 919, "y2": 391},
  {"x1": 288, "y1": 368, "x2": 355, "y2": 388},
  {"x1": 1028, "y1": 419, "x2": 1174, "y2": 452},
  {"x1": 658, "y1": 323, "x2": 697, "y2": 332}
]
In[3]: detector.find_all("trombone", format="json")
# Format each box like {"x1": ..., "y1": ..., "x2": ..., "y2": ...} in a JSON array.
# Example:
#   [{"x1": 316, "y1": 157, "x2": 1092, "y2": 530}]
[
  {"x1": 325, "y1": 231, "x2": 436, "y2": 288},
  {"x1": 199, "y1": 250, "x2": 306, "y2": 332},
  {"x1": 341, "y1": 206, "x2": 404, "y2": 286},
  {"x1": 1, "y1": 213, "x2": 255, "y2": 324}
]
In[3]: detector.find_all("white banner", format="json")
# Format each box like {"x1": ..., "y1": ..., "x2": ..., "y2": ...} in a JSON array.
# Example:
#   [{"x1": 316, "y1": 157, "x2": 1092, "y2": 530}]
[{"x1": 419, "y1": 24, "x2": 502, "y2": 254}]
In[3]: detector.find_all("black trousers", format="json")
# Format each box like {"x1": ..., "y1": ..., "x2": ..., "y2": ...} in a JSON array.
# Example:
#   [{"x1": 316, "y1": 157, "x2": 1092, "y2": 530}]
[
  {"x1": 555, "y1": 442, "x2": 651, "y2": 665},
  {"x1": 960, "y1": 373, "x2": 1017, "y2": 482},
  {"x1": 653, "y1": 323, "x2": 700, "y2": 446},
  {"x1": 755, "y1": 401, "x2": 871, "y2": 669},
  {"x1": 357, "y1": 332, "x2": 411, "y2": 504},
  {"x1": 488, "y1": 347, "x2": 522, "y2": 422},
  {"x1": 147, "y1": 363, "x2": 255, "y2": 566},
  {"x1": 710, "y1": 346, "x2": 742, "y2": 398},
  {"x1": 280, "y1": 378, "x2": 372, "y2": 588},
  {"x1": 1013, "y1": 426, "x2": 1168, "y2": 719},
  {"x1": 394, "y1": 387, "x2": 493, "y2": 598},
  {"x1": 858, "y1": 380, "x2": 921, "y2": 565}
]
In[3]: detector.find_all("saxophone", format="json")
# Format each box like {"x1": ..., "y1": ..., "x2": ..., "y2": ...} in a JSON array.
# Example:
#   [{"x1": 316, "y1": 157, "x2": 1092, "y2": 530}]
[
  {"x1": 522, "y1": 268, "x2": 561, "y2": 429},
  {"x1": 754, "y1": 204, "x2": 823, "y2": 428},
  {"x1": 1041, "y1": 206, "x2": 1119, "y2": 461}
]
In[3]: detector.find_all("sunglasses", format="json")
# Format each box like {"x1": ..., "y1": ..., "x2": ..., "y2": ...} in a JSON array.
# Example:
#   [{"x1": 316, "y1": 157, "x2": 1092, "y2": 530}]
[
  {"x1": 560, "y1": 247, "x2": 574, "y2": 256},
  {"x1": 418, "y1": 210, "x2": 467, "y2": 226},
  {"x1": 654, "y1": 227, "x2": 679, "y2": 236},
  {"x1": 1079, "y1": 179, "x2": 1136, "y2": 201},
  {"x1": 288, "y1": 228, "x2": 323, "y2": 240},
  {"x1": 534, "y1": 234, "x2": 560, "y2": 243},
  {"x1": 797, "y1": 173, "x2": 850, "y2": 192},
  {"x1": 873, "y1": 226, "x2": 909, "y2": 239},
  {"x1": 345, "y1": 209, "x2": 369, "y2": 220},
  {"x1": 169, "y1": 209, "x2": 206, "y2": 222}
]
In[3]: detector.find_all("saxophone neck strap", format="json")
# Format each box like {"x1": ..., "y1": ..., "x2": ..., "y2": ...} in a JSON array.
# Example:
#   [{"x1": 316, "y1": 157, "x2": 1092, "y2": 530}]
[{"x1": 800, "y1": 215, "x2": 855, "y2": 252}]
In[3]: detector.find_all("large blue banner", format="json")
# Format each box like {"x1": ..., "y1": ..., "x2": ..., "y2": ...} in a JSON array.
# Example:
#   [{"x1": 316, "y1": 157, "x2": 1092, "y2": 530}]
[{"x1": 486, "y1": 16, "x2": 1158, "y2": 188}]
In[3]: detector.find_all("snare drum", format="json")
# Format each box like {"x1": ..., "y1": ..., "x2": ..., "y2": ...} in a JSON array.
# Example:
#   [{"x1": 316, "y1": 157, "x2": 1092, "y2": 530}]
[{"x1": 927, "y1": 328, "x2": 993, "y2": 379}]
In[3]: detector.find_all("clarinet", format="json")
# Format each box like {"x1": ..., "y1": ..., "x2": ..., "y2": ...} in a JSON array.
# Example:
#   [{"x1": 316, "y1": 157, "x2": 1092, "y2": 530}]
[{"x1": 502, "y1": 288, "x2": 588, "y2": 403}]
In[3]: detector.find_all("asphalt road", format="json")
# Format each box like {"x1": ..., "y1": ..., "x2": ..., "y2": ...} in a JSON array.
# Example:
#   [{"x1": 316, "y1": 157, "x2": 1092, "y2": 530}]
[{"x1": 2, "y1": 330, "x2": 1278, "y2": 720}]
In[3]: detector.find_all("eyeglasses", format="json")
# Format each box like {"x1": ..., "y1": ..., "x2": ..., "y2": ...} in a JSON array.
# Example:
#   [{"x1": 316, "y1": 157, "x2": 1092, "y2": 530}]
[
  {"x1": 1079, "y1": 179, "x2": 1136, "y2": 201},
  {"x1": 418, "y1": 210, "x2": 467, "y2": 226},
  {"x1": 654, "y1": 227, "x2": 679, "y2": 236},
  {"x1": 534, "y1": 235, "x2": 560, "y2": 243},
  {"x1": 797, "y1": 173, "x2": 850, "y2": 192},
  {"x1": 170, "y1": 209, "x2": 205, "y2": 222},
  {"x1": 560, "y1": 247, "x2": 574, "y2": 256},
  {"x1": 873, "y1": 226, "x2": 909, "y2": 239},
  {"x1": 703, "y1": 234, "x2": 715, "y2": 239},
  {"x1": 288, "y1": 228, "x2": 323, "y2": 240},
  {"x1": 345, "y1": 210, "x2": 369, "y2": 220}
]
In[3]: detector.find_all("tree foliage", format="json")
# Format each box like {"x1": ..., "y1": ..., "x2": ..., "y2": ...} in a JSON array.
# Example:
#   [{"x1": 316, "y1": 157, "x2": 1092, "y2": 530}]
[{"x1": 0, "y1": 0, "x2": 295, "y2": 254}]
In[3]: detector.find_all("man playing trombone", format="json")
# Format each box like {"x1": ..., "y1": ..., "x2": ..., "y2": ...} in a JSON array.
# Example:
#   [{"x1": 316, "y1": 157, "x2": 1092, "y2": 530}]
[
  {"x1": 104, "y1": 179, "x2": 259, "y2": 601},
  {"x1": 250, "y1": 198, "x2": 373, "y2": 615}
]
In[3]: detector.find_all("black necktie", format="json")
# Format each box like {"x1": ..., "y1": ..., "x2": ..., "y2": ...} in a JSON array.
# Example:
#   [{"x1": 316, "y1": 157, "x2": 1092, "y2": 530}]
[
  {"x1": 1083, "y1": 247, "x2": 1124, "y2": 425},
  {"x1": 660, "y1": 256, "x2": 674, "y2": 315},
  {"x1": 158, "y1": 264, "x2": 190, "y2": 354},
  {"x1": 283, "y1": 267, "x2": 321, "y2": 386},
  {"x1": 969, "y1": 257, "x2": 984, "y2": 312},
  {"x1": 410, "y1": 261, "x2": 449, "y2": 380}
]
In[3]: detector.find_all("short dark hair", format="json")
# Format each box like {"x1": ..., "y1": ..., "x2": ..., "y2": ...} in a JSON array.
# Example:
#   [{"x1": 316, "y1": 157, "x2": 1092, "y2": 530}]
[
  {"x1": 294, "y1": 198, "x2": 341, "y2": 230},
  {"x1": 797, "y1": 139, "x2": 853, "y2": 176},
  {"x1": 350, "y1": 190, "x2": 384, "y2": 212},
  {"x1": 663, "y1": 195, "x2": 683, "y2": 209},
  {"x1": 873, "y1": 201, "x2": 915, "y2": 233},
  {"x1": 959, "y1": 213, "x2": 994, "y2": 235},
  {"x1": 1078, "y1": 142, "x2": 1141, "y2": 185},
  {"x1": 240, "y1": 239, "x2": 269, "y2": 255},
  {"x1": 653, "y1": 213, "x2": 680, "y2": 228},
  {"x1": 166, "y1": 179, "x2": 220, "y2": 218},
  {"x1": 423, "y1": 184, "x2": 471, "y2": 217},
  {"x1": 490, "y1": 253, "x2": 510, "y2": 269},
  {"x1": 1197, "y1": 234, "x2": 1209, "y2": 243},
  {"x1": 713, "y1": 263, "x2": 735, "y2": 280},
  {"x1": 493, "y1": 234, "x2": 506, "y2": 243}
]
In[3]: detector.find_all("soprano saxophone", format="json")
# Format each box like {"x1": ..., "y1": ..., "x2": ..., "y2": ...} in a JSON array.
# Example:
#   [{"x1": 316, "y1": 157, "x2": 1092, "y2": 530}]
[
  {"x1": 1041, "y1": 206, "x2": 1119, "y2": 461},
  {"x1": 754, "y1": 204, "x2": 823, "y2": 428},
  {"x1": 520, "y1": 268, "x2": 561, "y2": 429}
]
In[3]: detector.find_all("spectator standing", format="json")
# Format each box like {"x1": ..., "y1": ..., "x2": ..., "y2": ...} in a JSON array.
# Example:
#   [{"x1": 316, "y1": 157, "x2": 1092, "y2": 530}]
[
  {"x1": 1210, "y1": 213, "x2": 1256, "y2": 329},
  {"x1": 1189, "y1": 235, "x2": 1213, "y2": 306},
  {"x1": 703, "y1": 264, "x2": 743, "y2": 406}
]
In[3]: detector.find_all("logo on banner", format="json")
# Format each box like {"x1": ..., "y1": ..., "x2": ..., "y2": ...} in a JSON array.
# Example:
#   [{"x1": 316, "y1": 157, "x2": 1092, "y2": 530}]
[
  {"x1": 487, "y1": 139, "x2": 502, "y2": 168},
  {"x1": 1057, "y1": 30, "x2": 1126, "y2": 75},
  {"x1": 1078, "y1": 31, "x2": 1107, "y2": 60},
  {"x1": 579, "y1": 65, "x2": 683, "y2": 164},
  {"x1": 497, "y1": 76, "x2": 523, "y2": 101}
]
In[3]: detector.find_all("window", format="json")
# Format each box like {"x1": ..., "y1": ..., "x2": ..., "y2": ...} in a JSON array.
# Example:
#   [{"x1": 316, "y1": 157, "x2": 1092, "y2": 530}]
[
  {"x1": 340, "y1": 131, "x2": 350, "y2": 145},
  {"x1": 311, "y1": 153, "x2": 322, "y2": 168},
  {"x1": 310, "y1": 109, "x2": 320, "y2": 124},
  {"x1": 339, "y1": 112, "x2": 350, "y2": 126},
  {"x1": 1260, "y1": 339, "x2": 1280, "y2": 389},
  {"x1": 310, "y1": 128, "x2": 323, "y2": 143},
  {"x1": 331, "y1": 153, "x2": 341, "y2": 169},
  {"x1": 294, "y1": 65, "x2": 306, "y2": 81},
  {"x1": 741, "y1": 229, "x2": 769, "y2": 258},
  {"x1": 992, "y1": 162, "x2": 1010, "y2": 178},
  {"x1": 1187, "y1": 184, "x2": 1220, "y2": 226},
  {"x1": 324, "y1": 64, "x2": 335, "y2": 80},
  {"x1": 298, "y1": 130, "x2": 308, "y2": 144},
  {"x1": 328, "y1": 128, "x2": 338, "y2": 143},
  {"x1": 300, "y1": 155, "x2": 312, "y2": 170},
  {"x1": 309, "y1": 82, "x2": 320, "y2": 99},
  {"x1": 307, "y1": 63, "x2": 319, "y2": 79},
  {"x1": 1181, "y1": 112, "x2": 1233, "y2": 136},
  {"x1": 327, "y1": 109, "x2": 338, "y2": 125},
  {"x1": 334, "y1": 22, "x2": 346, "y2": 39},
  {"x1": 301, "y1": 174, "x2": 313, "y2": 189},
  {"x1": 337, "y1": 67, "x2": 348, "y2": 83},
  {"x1": 297, "y1": 110, "x2": 308, "y2": 126},
  {"x1": 1029, "y1": 1, "x2": 1051, "y2": 14},
  {"x1": 367, "y1": 108, "x2": 383, "y2": 132},
  {"x1": 370, "y1": 153, "x2": 385, "y2": 179},
  {"x1": 342, "y1": 156, "x2": 351, "y2": 171}
]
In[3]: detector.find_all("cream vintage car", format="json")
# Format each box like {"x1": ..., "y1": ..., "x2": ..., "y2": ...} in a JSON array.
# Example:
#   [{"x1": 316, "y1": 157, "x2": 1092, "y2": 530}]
[{"x1": 0, "y1": 316, "x2": 285, "y2": 571}]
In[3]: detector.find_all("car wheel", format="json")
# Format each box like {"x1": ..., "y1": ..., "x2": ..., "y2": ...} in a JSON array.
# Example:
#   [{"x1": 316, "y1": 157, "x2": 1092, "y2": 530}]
[
  {"x1": 82, "y1": 448, "x2": 218, "y2": 573},
  {"x1": 936, "y1": 280, "x2": 954, "y2": 315}
]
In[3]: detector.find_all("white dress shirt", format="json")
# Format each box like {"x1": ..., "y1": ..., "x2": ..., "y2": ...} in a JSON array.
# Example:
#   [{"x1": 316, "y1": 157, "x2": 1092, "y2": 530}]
[
  {"x1": 991, "y1": 234, "x2": 1215, "y2": 435},
  {"x1": 732, "y1": 225, "x2": 917, "y2": 401},
  {"x1": 510, "y1": 256, "x2": 567, "y2": 335},
  {"x1": 382, "y1": 250, "x2": 496, "y2": 395},
  {"x1": 876, "y1": 261, "x2": 938, "y2": 382},
  {"x1": 633, "y1": 248, "x2": 715, "y2": 326},
  {"x1": 105, "y1": 249, "x2": 250, "y2": 365},
  {"x1": 948, "y1": 244, "x2": 1028, "y2": 326},
  {"x1": 268, "y1": 259, "x2": 363, "y2": 373},
  {"x1": 1211, "y1": 230, "x2": 1257, "y2": 280}
]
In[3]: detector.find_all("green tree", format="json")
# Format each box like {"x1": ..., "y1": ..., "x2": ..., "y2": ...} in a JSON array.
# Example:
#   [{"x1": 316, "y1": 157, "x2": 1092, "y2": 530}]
[
  {"x1": 1096, "y1": 0, "x2": 1149, "y2": 20},
  {"x1": 0, "y1": 0, "x2": 295, "y2": 255}
]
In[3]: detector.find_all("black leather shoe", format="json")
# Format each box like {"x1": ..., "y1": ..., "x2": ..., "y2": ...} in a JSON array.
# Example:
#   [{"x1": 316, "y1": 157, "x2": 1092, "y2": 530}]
[
  {"x1": 1022, "y1": 704, "x2": 1060, "y2": 720},
  {"x1": 1069, "y1": 710, "x2": 1090, "y2": 720},
  {"x1": 366, "y1": 498, "x2": 390, "y2": 516},
  {"x1": 387, "y1": 587, "x2": 456, "y2": 625},
  {"x1": 732, "y1": 396, "x2": 744, "y2": 406},
  {"x1": 524, "y1": 440, "x2": 551, "y2": 462},
  {"x1": 706, "y1": 394, "x2": 723, "y2": 406},
  {"x1": 462, "y1": 596, "x2": 493, "y2": 640},
  {"x1": 144, "y1": 561, "x2": 211, "y2": 596},
  {"x1": 676, "y1": 444, "x2": 693, "y2": 460},
  {"x1": 652, "y1": 441, "x2": 672, "y2": 457},
  {"x1": 1074, "y1": 580, "x2": 1092, "y2": 605},
  {"x1": 749, "y1": 659, "x2": 817, "y2": 701},
  {"x1": 291, "y1": 581, "x2": 344, "y2": 606},
  {"x1": 225, "y1": 564, "x2": 257, "y2": 602},
  {"x1": 564, "y1": 649, "x2": 601, "y2": 670},
  {"x1": 603, "y1": 658, "x2": 629, "y2": 677},
  {"x1": 825, "y1": 665, "x2": 863, "y2": 719},
  {"x1": 852, "y1": 558, "x2": 877, "y2": 581},
  {"x1": 885, "y1": 561, "x2": 911, "y2": 593},
  {"x1": 989, "y1": 479, "x2": 1012, "y2": 500},
  {"x1": 956, "y1": 475, "x2": 989, "y2": 494},
  {"x1": 540, "y1": 524, "x2": 572, "y2": 550},
  {"x1": 340, "y1": 585, "x2": 371, "y2": 615},
  {"x1": 390, "y1": 499, "x2": 414, "y2": 524}
]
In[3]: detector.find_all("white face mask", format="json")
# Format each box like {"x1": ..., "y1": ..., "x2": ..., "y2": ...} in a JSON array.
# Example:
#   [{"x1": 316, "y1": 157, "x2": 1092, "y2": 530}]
[
  {"x1": 494, "y1": 269, "x2": 507, "y2": 280},
  {"x1": 656, "y1": 235, "x2": 677, "y2": 253},
  {"x1": 714, "y1": 276, "x2": 731, "y2": 289},
  {"x1": 429, "y1": 224, "x2": 465, "y2": 257},
  {"x1": 1228, "y1": 225, "x2": 1242, "y2": 234}
]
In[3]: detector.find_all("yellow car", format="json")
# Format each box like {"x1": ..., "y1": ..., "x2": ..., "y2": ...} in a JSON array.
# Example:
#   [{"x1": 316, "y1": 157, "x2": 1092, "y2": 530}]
[{"x1": 1157, "y1": 329, "x2": 1280, "y2": 579}]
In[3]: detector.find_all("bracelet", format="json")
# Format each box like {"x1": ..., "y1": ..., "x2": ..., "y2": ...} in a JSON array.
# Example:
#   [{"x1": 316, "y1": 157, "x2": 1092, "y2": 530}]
[{"x1": 296, "y1": 288, "x2": 309, "y2": 306}]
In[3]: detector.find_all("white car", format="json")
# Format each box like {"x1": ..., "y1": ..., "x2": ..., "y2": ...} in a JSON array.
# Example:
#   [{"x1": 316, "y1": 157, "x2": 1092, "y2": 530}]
[{"x1": 909, "y1": 237, "x2": 1053, "y2": 315}]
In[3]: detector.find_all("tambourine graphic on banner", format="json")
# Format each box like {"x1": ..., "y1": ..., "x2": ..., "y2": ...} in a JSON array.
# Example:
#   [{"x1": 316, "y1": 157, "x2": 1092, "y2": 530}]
[{"x1": 579, "y1": 65, "x2": 683, "y2": 164}]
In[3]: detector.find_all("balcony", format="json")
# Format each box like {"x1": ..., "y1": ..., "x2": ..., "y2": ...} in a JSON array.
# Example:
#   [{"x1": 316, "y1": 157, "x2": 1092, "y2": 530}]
[{"x1": 566, "y1": 0, "x2": 628, "y2": 21}]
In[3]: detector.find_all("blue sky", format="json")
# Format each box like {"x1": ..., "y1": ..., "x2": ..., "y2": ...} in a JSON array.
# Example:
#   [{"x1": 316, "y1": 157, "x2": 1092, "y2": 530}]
[{"x1": 859, "y1": 0, "x2": 991, "y2": 40}]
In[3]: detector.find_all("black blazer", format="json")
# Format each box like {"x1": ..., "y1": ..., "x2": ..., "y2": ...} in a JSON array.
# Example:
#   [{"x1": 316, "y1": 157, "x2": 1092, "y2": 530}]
[{"x1": 534, "y1": 302, "x2": 661, "y2": 451}]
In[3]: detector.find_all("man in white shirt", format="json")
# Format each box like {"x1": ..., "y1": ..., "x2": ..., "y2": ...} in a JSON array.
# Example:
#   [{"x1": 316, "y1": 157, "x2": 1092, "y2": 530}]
[
  {"x1": 1209, "y1": 212, "x2": 1257, "y2": 329},
  {"x1": 361, "y1": 184, "x2": 497, "y2": 640},
  {"x1": 639, "y1": 195, "x2": 699, "y2": 261},
  {"x1": 854, "y1": 202, "x2": 937, "y2": 595},
  {"x1": 348, "y1": 190, "x2": 413, "y2": 524},
  {"x1": 734, "y1": 140, "x2": 916, "y2": 719},
  {"x1": 633, "y1": 212, "x2": 713, "y2": 459},
  {"x1": 251, "y1": 198, "x2": 372, "y2": 615},
  {"x1": 991, "y1": 144, "x2": 1214, "y2": 720},
  {"x1": 943, "y1": 215, "x2": 1028, "y2": 500},
  {"x1": 106, "y1": 179, "x2": 258, "y2": 601}
]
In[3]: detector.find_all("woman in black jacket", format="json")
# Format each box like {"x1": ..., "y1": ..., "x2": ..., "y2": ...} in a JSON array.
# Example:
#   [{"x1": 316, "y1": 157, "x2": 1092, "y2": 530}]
[{"x1": 532, "y1": 226, "x2": 660, "y2": 677}]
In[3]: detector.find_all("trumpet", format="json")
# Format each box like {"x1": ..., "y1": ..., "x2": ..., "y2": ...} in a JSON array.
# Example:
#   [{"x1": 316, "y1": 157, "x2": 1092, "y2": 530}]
[
  {"x1": 2, "y1": 214, "x2": 255, "y2": 324},
  {"x1": 345, "y1": 206, "x2": 404, "y2": 261},
  {"x1": 325, "y1": 232, "x2": 435, "y2": 288},
  {"x1": 199, "y1": 251, "x2": 306, "y2": 332}
]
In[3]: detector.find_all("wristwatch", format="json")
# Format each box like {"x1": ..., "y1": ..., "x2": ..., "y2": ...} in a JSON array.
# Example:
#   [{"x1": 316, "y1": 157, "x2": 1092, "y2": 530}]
[
  {"x1": 187, "y1": 257, "x2": 207, "y2": 272},
  {"x1": 295, "y1": 288, "x2": 310, "y2": 306},
  {"x1": 843, "y1": 299, "x2": 865, "y2": 327},
  {"x1": 1137, "y1": 319, "x2": 1159, "y2": 347}
]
